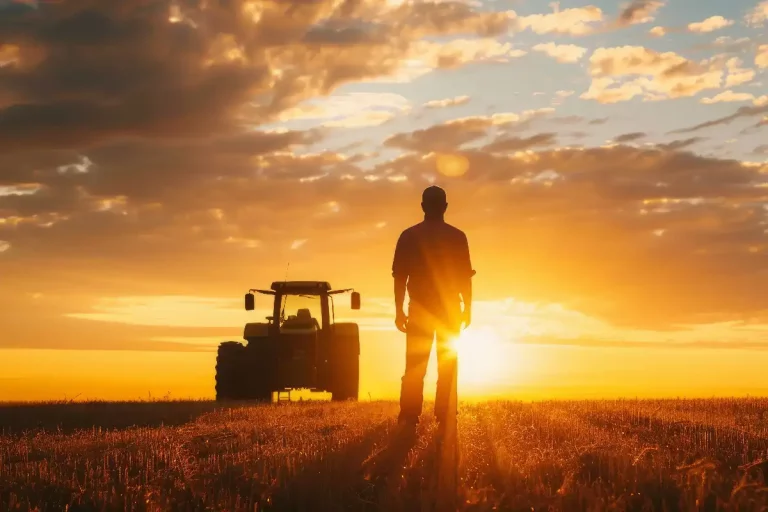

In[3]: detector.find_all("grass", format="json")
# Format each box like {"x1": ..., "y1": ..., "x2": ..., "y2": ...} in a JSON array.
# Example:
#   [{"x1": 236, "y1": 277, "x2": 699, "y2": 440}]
[{"x1": 2, "y1": 398, "x2": 768, "y2": 511}]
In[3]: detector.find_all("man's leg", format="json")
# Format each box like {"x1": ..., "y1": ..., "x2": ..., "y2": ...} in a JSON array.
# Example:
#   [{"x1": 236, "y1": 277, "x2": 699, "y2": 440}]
[
  {"x1": 399, "y1": 307, "x2": 434, "y2": 424},
  {"x1": 434, "y1": 315, "x2": 460, "y2": 424}
]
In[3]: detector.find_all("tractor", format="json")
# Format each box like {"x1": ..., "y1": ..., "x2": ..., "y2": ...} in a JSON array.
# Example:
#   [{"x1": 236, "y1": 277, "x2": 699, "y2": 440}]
[{"x1": 215, "y1": 281, "x2": 361, "y2": 402}]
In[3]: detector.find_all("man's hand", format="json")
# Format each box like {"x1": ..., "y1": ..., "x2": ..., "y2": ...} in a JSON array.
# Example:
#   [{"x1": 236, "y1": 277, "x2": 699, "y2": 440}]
[
  {"x1": 461, "y1": 307, "x2": 472, "y2": 330},
  {"x1": 395, "y1": 310, "x2": 408, "y2": 333}
]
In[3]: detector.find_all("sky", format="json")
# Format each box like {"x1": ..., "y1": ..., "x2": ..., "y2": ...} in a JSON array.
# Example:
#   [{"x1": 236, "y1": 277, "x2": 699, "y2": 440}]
[{"x1": 1, "y1": 0, "x2": 767, "y2": 402}]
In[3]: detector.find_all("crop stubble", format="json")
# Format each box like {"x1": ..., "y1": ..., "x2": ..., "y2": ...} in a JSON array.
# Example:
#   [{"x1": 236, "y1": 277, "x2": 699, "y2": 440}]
[{"x1": 2, "y1": 398, "x2": 768, "y2": 511}]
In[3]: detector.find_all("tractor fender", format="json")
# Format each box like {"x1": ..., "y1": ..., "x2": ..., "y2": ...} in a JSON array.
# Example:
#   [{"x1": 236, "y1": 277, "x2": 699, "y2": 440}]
[{"x1": 243, "y1": 322, "x2": 269, "y2": 339}]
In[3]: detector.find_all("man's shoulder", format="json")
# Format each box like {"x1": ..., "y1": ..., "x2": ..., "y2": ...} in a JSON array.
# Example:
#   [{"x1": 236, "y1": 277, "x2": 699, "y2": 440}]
[
  {"x1": 441, "y1": 222, "x2": 466, "y2": 236},
  {"x1": 400, "y1": 221, "x2": 467, "y2": 239},
  {"x1": 436, "y1": 222, "x2": 468, "y2": 243},
  {"x1": 397, "y1": 223, "x2": 419, "y2": 240}
]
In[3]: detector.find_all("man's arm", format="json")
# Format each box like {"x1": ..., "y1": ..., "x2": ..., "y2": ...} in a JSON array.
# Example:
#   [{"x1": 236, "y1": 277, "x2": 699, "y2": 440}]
[
  {"x1": 458, "y1": 232, "x2": 475, "y2": 328},
  {"x1": 392, "y1": 232, "x2": 409, "y2": 333},
  {"x1": 394, "y1": 275, "x2": 407, "y2": 315}
]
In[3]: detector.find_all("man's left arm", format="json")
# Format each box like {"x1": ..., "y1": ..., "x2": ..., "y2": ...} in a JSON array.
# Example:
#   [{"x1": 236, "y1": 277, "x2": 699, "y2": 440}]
[{"x1": 458, "y1": 232, "x2": 475, "y2": 329}]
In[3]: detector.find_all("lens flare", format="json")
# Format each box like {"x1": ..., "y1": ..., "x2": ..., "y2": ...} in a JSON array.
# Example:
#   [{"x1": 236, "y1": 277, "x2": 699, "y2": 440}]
[{"x1": 435, "y1": 153, "x2": 469, "y2": 177}]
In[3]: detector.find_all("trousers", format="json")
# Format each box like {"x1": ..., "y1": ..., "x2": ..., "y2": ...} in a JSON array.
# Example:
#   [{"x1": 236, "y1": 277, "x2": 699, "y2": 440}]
[{"x1": 399, "y1": 301, "x2": 461, "y2": 423}]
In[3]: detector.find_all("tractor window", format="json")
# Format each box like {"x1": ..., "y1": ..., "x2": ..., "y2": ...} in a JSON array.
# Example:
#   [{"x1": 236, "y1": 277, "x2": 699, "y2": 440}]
[{"x1": 279, "y1": 294, "x2": 322, "y2": 329}]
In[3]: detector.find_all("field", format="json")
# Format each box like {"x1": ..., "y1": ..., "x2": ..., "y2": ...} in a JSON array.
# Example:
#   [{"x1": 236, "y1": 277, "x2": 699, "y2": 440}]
[{"x1": 2, "y1": 399, "x2": 768, "y2": 511}]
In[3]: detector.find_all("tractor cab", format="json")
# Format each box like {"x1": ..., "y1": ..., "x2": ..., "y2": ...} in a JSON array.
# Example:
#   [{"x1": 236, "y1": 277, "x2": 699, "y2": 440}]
[{"x1": 244, "y1": 281, "x2": 359, "y2": 333}]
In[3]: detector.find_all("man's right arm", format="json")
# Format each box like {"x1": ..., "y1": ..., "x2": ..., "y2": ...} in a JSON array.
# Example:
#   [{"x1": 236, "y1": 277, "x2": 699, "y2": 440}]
[{"x1": 392, "y1": 232, "x2": 409, "y2": 333}]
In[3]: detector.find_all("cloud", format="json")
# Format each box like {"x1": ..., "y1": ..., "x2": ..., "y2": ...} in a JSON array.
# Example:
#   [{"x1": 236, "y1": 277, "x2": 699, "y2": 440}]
[
  {"x1": 724, "y1": 58, "x2": 755, "y2": 87},
  {"x1": 0, "y1": 44, "x2": 19, "y2": 66},
  {"x1": 671, "y1": 104, "x2": 768, "y2": 133},
  {"x1": 745, "y1": 1, "x2": 768, "y2": 27},
  {"x1": 0, "y1": 0, "x2": 516, "y2": 151},
  {"x1": 617, "y1": 0, "x2": 664, "y2": 26},
  {"x1": 757, "y1": 45, "x2": 768, "y2": 68},
  {"x1": 552, "y1": 90, "x2": 575, "y2": 105},
  {"x1": 384, "y1": 112, "x2": 526, "y2": 152},
  {"x1": 277, "y1": 92, "x2": 411, "y2": 128},
  {"x1": 708, "y1": 36, "x2": 754, "y2": 53},
  {"x1": 700, "y1": 90, "x2": 756, "y2": 104},
  {"x1": 687, "y1": 16, "x2": 734, "y2": 33},
  {"x1": 532, "y1": 42, "x2": 587, "y2": 63},
  {"x1": 613, "y1": 132, "x2": 646, "y2": 143},
  {"x1": 649, "y1": 26, "x2": 667, "y2": 37},
  {"x1": 3, "y1": 0, "x2": 768, "y2": 354},
  {"x1": 511, "y1": 4, "x2": 604, "y2": 36},
  {"x1": 482, "y1": 133, "x2": 559, "y2": 153},
  {"x1": 411, "y1": 38, "x2": 526, "y2": 70},
  {"x1": 423, "y1": 95, "x2": 471, "y2": 109},
  {"x1": 656, "y1": 137, "x2": 706, "y2": 151},
  {"x1": 3, "y1": 127, "x2": 768, "y2": 338},
  {"x1": 581, "y1": 46, "x2": 725, "y2": 103}
]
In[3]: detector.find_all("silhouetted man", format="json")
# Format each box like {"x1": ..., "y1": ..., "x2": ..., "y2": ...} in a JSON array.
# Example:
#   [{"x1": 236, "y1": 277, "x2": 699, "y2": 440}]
[{"x1": 392, "y1": 186, "x2": 475, "y2": 427}]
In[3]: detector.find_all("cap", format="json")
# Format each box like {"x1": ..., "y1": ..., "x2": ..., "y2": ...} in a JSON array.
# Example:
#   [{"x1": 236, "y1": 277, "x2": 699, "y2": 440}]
[{"x1": 422, "y1": 185, "x2": 447, "y2": 205}]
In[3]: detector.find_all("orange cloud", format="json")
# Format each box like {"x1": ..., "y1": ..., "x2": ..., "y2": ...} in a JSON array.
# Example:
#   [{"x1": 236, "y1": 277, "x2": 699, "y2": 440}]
[
  {"x1": 423, "y1": 96, "x2": 471, "y2": 109},
  {"x1": 745, "y1": 1, "x2": 768, "y2": 27},
  {"x1": 582, "y1": 46, "x2": 724, "y2": 103},
  {"x1": 532, "y1": 42, "x2": 587, "y2": 63},
  {"x1": 757, "y1": 45, "x2": 768, "y2": 68},
  {"x1": 724, "y1": 58, "x2": 756, "y2": 87},
  {"x1": 687, "y1": 16, "x2": 734, "y2": 33},
  {"x1": 700, "y1": 90, "x2": 756, "y2": 104},
  {"x1": 511, "y1": 4, "x2": 603, "y2": 36}
]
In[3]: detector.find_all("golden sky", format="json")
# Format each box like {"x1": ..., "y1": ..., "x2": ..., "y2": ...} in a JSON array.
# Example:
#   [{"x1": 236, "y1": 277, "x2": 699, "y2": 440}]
[{"x1": 1, "y1": 0, "x2": 768, "y2": 401}]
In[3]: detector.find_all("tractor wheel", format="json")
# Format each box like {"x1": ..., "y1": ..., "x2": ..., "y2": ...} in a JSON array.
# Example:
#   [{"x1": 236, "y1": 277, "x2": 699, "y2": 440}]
[
  {"x1": 215, "y1": 341, "x2": 246, "y2": 401},
  {"x1": 244, "y1": 341, "x2": 275, "y2": 402},
  {"x1": 330, "y1": 323, "x2": 360, "y2": 401}
]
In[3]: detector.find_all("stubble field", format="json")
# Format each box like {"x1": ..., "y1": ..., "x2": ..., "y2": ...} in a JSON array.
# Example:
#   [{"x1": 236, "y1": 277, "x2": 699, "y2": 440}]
[{"x1": 2, "y1": 398, "x2": 768, "y2": 511}]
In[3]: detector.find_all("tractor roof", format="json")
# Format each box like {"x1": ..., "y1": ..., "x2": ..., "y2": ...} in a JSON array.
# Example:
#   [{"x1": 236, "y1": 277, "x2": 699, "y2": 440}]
[{"x1": 270, "y1": 281, "x2": 332, "y2": 294}]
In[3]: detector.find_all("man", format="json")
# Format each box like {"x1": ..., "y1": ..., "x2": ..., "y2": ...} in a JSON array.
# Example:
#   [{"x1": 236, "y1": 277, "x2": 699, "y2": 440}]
[{"x1": 392, "y1": 185, "x2": 475, "y2": 427}]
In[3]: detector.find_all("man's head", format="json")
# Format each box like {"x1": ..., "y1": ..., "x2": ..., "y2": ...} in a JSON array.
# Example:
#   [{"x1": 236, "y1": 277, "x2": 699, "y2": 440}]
[{"x1": 421, "y1": 186, "x2": 448, "y2": 217}]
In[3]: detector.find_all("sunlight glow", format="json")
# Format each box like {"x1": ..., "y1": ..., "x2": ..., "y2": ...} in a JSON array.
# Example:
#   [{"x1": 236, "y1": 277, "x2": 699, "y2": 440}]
[{"x1": 453, "y1": 326, "x2": 511, "y2": 387}]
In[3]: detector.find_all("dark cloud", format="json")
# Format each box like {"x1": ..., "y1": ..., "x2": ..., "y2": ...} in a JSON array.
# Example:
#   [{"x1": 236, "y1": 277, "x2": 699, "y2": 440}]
[
  {"x1": 656, "y1": 137, "x2": 706, "y2": 151},
  {"x1": 617, "y1": 0, "x2": 663, "y2": 26},
  {"x1": 482, "y1": 132, "x2": 558, "y2": 153},
  {"x1": 614, "y1": 132, "x2": 646, "y2": 143},
  {"x1": 0, "y1": 0, "x2": 511, "y2": 151},
  {"x1": 671, "y1": 105, "x2": 768, "y2": 134},
  {"x1": 384, "y1": 117, "x2": 497, "y2": 152}
]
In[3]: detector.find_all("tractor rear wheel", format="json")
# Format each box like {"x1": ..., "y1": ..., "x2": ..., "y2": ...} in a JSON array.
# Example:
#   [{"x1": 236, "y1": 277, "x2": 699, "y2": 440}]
[
  {"x1": 215, "y1": 341, "x2": 246, "y2": 401},
  {"x1": 330, "y1": 323, "x2": 360, "y2": 401}
]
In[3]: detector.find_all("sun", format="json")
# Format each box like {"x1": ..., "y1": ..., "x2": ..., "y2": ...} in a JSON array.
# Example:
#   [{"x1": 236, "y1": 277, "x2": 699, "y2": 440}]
[{"x1": 452, "y1": 326, "x2": 511, "y2": 390}]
